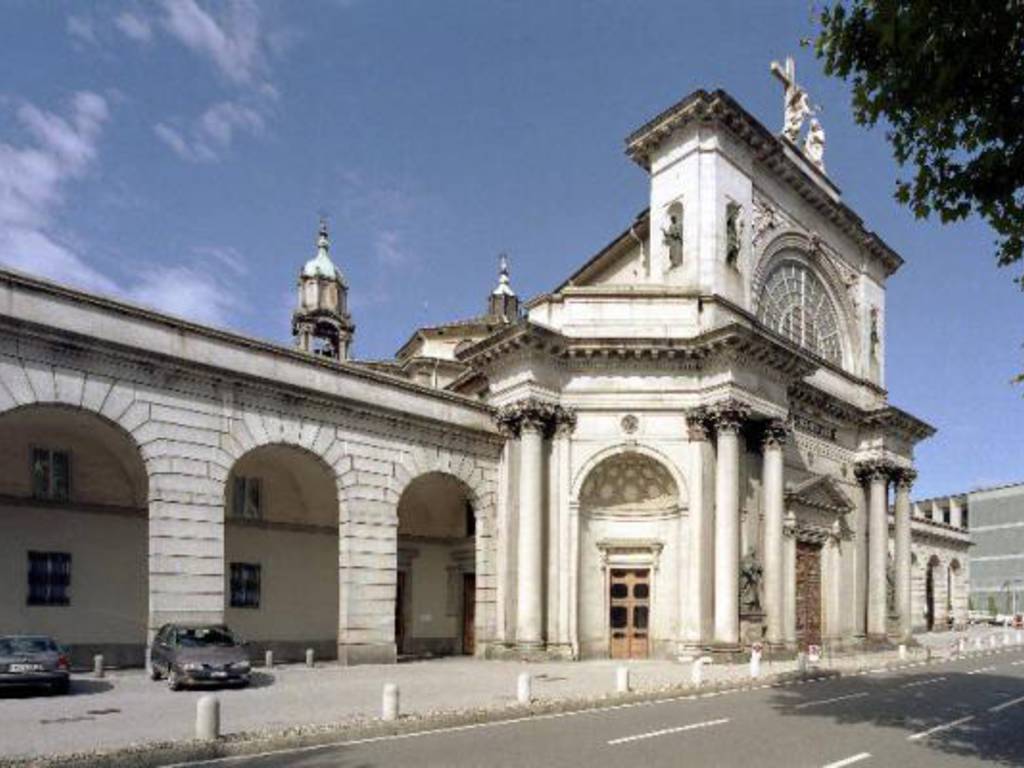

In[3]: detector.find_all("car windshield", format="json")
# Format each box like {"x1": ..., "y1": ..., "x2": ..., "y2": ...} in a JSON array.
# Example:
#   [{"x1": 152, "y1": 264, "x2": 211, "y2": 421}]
[
  {"x1": 0, "y1": 637, "x2": 57, "y2": 655},
  {"x1": 176, "y1": 627, "x2": 236, "y2": 648}
]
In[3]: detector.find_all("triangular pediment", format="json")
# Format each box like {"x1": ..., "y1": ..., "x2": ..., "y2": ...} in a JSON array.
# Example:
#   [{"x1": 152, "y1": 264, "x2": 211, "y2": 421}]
[{"x1": 785, "y1": 473, "x2": 852, "y2": 515}]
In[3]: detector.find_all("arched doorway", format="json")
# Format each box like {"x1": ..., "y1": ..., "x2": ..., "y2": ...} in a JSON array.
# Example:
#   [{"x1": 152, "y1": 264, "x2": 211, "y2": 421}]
[
  {"x1": 224, "y1": 445, "x2": 338, "y2": 661},
  {"x1": 395, "y1": 472, "x2": 476, "y2": 658},
  {"x1": 925, "y1": 555, "x2": 940, "y2": 631},
  {"x1": 576, "y1": 450, "x2": 683, "y2": 660},
  {"x1": 949, "y1": 559, "x2": 962, "y2": 628},
  {"x1": 0, "y1": 405, "x2": 148, "y2": 666}
]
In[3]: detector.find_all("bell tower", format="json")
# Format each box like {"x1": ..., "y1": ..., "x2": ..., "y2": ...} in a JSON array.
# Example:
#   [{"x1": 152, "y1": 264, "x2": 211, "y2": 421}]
[
  {"x1": 487, "y1": 253, "x2": 519, "y2": 322},
  {"x1": 292, "y1": 219, "x2": 355, "y2": 360}
]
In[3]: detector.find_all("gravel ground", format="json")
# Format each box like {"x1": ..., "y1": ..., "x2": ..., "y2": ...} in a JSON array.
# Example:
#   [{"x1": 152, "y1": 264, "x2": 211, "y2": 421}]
[{"x1": 0, "y1": 625, "x2": 1016, "y2": 761}]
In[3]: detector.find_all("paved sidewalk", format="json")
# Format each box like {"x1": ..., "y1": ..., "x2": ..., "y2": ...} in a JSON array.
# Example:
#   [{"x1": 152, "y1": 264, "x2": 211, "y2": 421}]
[{"x1": 0, "y1": 626, "x2": 1016, "y2": 761}]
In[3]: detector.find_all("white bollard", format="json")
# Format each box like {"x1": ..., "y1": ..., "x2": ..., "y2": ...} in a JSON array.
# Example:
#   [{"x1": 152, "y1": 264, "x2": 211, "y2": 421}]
[
  {"x1": 616, "y1": 666, "x2": 630, "y2": 693},
  {"x1": 195, "y1": 695, "x2": 220, "y2": 741},
  {"x1": 305, "y1": 648, "x2": 315, "y2": 667},
  {"x1": 264, "y1": 649, "x2": 273, "y2": 669},
  {"x1": 517, "y1": 672, "x2": 532, "y2": 704},
  {"x1": 898, "y1": 644, "x2": 907, "y2": 661},
  {"x1": 797, "y1": 652, "x2": 808, "y2": 674},
  {"x1": 690, "y1": 657, "x2": 705, "y2": 688},
  {"x1": 975, "y1": 637, "x2": 983, "y2": 650},
  {"x1": 958, "y1": 638, "x2": 966, "y2": 654},
  {"x1": 93, "y1": 654, "x2": 104, "y2": 678},
  {"x1": 1005, "y1": 633, "x2": 1012, "y2": 647},
  {"x1": 991, "y1": 635, "x2": 999, "y2": 649},
  {"x1": 749, "y1": 649, "x2": 762, "y2": 679},
  {"x1": 1017, "y1": 631, "x2": 1022, "y2": 645},
  {"x1": 382, "y1": 683, "x2": 399, "y2": 721}
]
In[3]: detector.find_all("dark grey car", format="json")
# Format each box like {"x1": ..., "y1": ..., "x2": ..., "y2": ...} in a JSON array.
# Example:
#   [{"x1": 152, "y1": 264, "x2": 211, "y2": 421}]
[
  {"x1": 149, "y1": 624, "x2": 251, "y2": 690},
  {"x1": 0, "y1": 635, "x2": 70, "y2": 694}
]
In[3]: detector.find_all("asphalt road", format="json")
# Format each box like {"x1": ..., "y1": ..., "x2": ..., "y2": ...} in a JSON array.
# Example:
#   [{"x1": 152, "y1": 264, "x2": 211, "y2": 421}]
[{"x1": 172, "y1": 649, "x2": 1024, "y2": 768}]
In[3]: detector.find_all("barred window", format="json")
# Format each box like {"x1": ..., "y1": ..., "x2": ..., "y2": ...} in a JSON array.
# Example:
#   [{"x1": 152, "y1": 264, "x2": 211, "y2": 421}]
[
  {"x1": 231, "y1": 476, "x2": 262, "y2": 520},
  {"x1": 27, "y1": 551, "x2": 71, "y2": 606},
  {"x1": 758, "y1": 263, "x2": 843, "y2": 365},
  {"x1": 230, "y1": 562, "x2": 261, "y2": 608},
  {"x1": 31, "y1": 448, "x2": 70, "y2": 501}
]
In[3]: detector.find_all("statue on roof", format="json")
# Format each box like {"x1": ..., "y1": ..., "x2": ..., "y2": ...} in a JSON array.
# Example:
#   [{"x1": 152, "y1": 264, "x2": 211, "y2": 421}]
[
  {"x1": 804, "y1": 118, "x2": 826, "y2": 172},
  {"x1": 771, "y1": 56, "x2": 825, "y2": 172}
]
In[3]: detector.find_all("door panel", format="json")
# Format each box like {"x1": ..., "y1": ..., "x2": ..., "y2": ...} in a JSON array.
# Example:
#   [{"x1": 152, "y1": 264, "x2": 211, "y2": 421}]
[
  {"x1": 795, "y1": 542, "x2": 822, "y2": 647},
  {"x1": 462, "y1": 573, "x2": 476, "y2": 655},
  {"x1": 609, "y1": 568, "x2": 650, "y2": 659}
]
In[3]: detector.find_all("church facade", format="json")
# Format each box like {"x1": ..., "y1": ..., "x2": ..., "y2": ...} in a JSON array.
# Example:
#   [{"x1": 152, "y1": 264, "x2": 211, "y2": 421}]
[{"x1": 0, "y1": 81, "x2": 966, "y2": 667}]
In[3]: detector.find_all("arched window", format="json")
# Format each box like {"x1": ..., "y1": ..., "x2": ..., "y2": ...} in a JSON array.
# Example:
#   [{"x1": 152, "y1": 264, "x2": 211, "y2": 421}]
[{"x1": 758, "y1": 262, "x2": 842, "y2": 365}]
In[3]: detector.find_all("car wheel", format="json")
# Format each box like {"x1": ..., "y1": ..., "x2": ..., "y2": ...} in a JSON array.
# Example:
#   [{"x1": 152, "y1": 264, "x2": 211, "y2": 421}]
[
  {"x1": 149, "y1": 663, "x2": 162, "y2": 681},
  {"x1": 167, "y1": 668, "x2": 182, "y2": 691},
  {"x1": 52, "y1": 678, "x2": 70, "y2": 695}
]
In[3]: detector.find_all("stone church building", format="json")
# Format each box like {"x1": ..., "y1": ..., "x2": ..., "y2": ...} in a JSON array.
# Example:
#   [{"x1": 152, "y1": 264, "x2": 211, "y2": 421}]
[{"x1": 0, "y1": 81, "x2": 969, "y2": 667}]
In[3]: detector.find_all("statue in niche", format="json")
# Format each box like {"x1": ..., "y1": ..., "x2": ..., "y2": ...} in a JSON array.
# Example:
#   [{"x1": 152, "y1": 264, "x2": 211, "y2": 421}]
[
  {"x1": 804, "y1": 118, "x2": 826, "y2": 171},
  {"x1": 739, "y1": 550, "x2": 763, "y2": 613},
  {"x1": 662, "y1": 209, "x2": 684, "y2": 268},
  {"x1": 725, "y1": 202, "x2": 743, "y2": 267}
]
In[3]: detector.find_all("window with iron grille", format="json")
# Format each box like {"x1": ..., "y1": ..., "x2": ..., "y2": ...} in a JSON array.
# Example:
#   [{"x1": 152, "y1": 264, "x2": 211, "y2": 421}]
[
  {"x1": 230, "y1": 562, "x2": 261, "y2": 608},
  {"x1": 31, "y1": 448, "x2": 70, "y2": 501},
  {"x1": 27, "y1": 551, "x2": 71, "y2": 606},
  {"x1": 230, "y1": 476, "x2": 262, "y2": 520}
]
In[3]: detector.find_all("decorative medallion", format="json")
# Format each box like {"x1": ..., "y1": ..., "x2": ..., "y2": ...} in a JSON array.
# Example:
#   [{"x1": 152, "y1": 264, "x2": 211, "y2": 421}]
[{"x1": 620, "y1": 414, "x2": 639, "y2": 434}]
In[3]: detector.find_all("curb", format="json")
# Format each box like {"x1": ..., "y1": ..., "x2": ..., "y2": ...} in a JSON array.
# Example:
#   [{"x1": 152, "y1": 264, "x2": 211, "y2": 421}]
[{"x1": 3, "y1": 646, "x2": 1015, "y2": 768}]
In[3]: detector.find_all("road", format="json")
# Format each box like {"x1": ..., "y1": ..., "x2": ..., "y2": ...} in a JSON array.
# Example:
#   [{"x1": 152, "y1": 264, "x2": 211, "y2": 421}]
[{"x1": 172, "y1": 649, "x2": 1024, "y2": 768}]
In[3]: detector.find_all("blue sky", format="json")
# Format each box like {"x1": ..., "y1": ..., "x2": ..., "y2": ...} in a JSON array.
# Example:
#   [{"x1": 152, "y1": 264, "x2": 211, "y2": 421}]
[{"x1": 1, "y1": 0, "x2": 1020, "y2": 497}]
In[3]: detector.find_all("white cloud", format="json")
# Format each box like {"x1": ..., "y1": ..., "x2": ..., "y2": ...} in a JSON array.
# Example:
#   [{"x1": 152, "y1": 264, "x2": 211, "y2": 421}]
[
  {"x1": 128, "y1": 265, "x2": 239, "y2": 327},
  {"x1": 374, "y1": 230, "x2": 409, "y2": 266},
  {"x1": 153, "y1": 99, "x2": 264, "y2": 162},
  {"x1": 115, "y1": 11, "x2": 153, "y2": 43},
  {"x1": 66, "y1": 15, "x2": 98, "y2": 47},
  {"x1": 160, "y1": 0, "x2": 264, "y2": 85}
]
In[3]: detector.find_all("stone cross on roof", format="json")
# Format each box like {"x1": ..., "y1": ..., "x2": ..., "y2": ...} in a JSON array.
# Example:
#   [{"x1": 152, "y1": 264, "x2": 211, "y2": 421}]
[{"x1": 771, "y1": 56, "x2": 825, "y2": 172}]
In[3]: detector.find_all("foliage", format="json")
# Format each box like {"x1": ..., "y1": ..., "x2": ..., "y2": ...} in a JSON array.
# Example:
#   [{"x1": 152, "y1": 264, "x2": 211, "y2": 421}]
[{"x1": 815, "y1": 1, "x2": 1024, "y2": 280}]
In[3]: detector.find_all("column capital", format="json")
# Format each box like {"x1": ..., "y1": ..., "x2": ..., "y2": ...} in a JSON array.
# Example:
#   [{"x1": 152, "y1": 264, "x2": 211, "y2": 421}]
[
  {"x1": 761, "y1": 419, "x2": 789, "y2": 450},
  {"x1": 551, "y1": 405, "x2": 577, "y2": 438},
  {"x1": 685, "y1": 407, "x2": 712, "y2": 441},
  {"x1": 707, "y1": 399, "x2": 751, "y2": 435},
  {"x1": 892, "y1": 467, "x2": 918, "y2": 491},
  {"x1": 854, "y1": 459, "x2": 895, "y2": 484},
  {"x1": 494, "y1": 398, "x2": 570, "y2": 437}
]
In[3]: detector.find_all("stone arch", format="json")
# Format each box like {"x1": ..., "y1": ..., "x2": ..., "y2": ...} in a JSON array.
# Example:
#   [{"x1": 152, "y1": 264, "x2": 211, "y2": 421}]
[
  {"x1": 749, "y1": 230, "x2": 861, "y2": 371},
  {"x1": 391, "y1": 446, "x2": 492, "y2": 513},
  {"x1": 572, "y1": 442, "x2": 688, "y2": 509}
]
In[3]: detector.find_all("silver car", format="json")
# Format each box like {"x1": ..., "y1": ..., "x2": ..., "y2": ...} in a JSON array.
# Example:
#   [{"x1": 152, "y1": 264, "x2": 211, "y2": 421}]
[
  {"x1": 149, "y1": 624, "x2": 251, "y2": 690},
  {"x1": 0, "y1": 635, "x2": 71, "y2": 695}
]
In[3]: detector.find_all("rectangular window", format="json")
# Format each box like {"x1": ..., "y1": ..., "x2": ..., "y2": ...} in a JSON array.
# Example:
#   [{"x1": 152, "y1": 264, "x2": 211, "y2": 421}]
[
  {"x1": 230, "y1": 562, "x2": 261, "y2": 608},
  {"x1": 27, "y1": 551, "x2": 71, "y2": 606},
  {"x1": 231, "y1": 476, "x2": 262, "y2": 520},
  {"x1": 31, "y1": 448, "x2": 70, "y2": 501}
]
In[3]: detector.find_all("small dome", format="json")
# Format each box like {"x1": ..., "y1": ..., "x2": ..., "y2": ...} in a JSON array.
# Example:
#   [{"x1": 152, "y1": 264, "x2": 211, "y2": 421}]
[{"x1": 301, "y1": 220, "x2": 346, "y2": 284}]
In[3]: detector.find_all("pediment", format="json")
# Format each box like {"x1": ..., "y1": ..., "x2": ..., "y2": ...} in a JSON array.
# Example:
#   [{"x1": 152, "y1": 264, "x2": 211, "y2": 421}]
[{"x1": 785, "y1": 473, "x2": 852, "y2": 515}]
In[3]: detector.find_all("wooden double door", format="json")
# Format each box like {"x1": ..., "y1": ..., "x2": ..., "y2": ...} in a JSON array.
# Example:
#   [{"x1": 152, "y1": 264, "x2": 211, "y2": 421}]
[
  {"x1": 796, "y1": 541, "x2": 823, "y2": 647},
  {"x1": 609, "y1": 568, "x2": 650, "y2": 659}
]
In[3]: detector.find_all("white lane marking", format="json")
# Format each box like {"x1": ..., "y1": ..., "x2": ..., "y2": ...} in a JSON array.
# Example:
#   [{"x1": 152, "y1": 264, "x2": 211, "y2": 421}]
[
  {"x1": 967, "y1": 666, "x2": 997, "y2": 675},
  {"x1": 989, "y1": 694, "x2": 1024, "y2": 713},
  {"x1": 606, "y1": 717, "x2": 730, "y2": 746},
  {"x1": 907, "y1": 715, "x2": 975, "y2": 741},
  {"x1": 899, "y1": 676, "x2": 947, "y2": 689},
  {"x1": 821, "y1": 753, "x2": 872, "y2": 768},
  {"x1": 793, "y1": 691, "x2": 870, "y2": 710}
]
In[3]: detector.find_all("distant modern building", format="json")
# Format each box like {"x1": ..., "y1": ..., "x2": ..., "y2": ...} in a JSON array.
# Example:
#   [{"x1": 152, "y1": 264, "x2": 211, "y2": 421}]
[{"x1": 921, "y1": 482, "x2": 1024, "y2": 616}]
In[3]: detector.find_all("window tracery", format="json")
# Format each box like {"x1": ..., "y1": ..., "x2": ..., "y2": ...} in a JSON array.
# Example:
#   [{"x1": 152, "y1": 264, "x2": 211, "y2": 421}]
[{"x1": 758, "y1": 262, "x2": 842, "y2": 365}]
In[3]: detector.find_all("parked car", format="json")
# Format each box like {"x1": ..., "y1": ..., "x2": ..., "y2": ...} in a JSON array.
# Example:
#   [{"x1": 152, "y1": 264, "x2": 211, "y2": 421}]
[
  {"x1": 149, "y1": 624, "x2": 250, "y2": 690},
  {"x1": 0, "y1": 635, "x2": 70, "y2": 694}
]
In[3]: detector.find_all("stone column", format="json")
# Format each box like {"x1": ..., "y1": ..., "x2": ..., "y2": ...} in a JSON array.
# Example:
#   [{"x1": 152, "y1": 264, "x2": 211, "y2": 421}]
[
  {"x1": 949, "y1": 497, "x2": 963, "y2": 529},
  {"x1": 893, "y1": 468, "x2": 916, "y2": 640},
  {"x1": 551, "y1": 410, "x2": 576, "y2": 652},
  {"x1": 516, "y1": 410, "x2": 546, "y2": 648},
  {"x1": 859, "y1": 461, "x2": 891, "y2": 639},
  {"x1": 852, "y1": 484, "x2": 868, "y2": 638},
  {"x1": 683, "y1": 410, "x2": 713, "y2": 649},
  {"x1": 711, "y1": 401, "x2": 749, "y2": 648},
  {"x1": 782, "y1": 511, "x2": 797, "y2": 646},
  {"x1": 762, "y1": 421, "x2": 787, "y2": 646}
]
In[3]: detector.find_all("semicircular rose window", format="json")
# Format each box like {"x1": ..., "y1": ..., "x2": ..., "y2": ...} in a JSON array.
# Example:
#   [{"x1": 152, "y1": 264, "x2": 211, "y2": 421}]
[{"x1": 758, "y1": 263, "x2": 842, "y2": 365}]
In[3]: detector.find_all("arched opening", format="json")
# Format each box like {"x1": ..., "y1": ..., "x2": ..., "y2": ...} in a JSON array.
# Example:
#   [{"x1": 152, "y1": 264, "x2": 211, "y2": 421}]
[
  {"x1": 925, "y1": 555, "x2": 941, "y2": 631},
  {"x1": 576, "y1": 450, "x2": 684, "y2": 660},
  {"x1": 224, "y1": 445, "x2": 338, "y2": 661},
  {"x1": 395, "y1": 472, "x2": 476, "y2": 658},
  {"x1": 0, "y1": 405, "x2": 148, "y2": 667}
]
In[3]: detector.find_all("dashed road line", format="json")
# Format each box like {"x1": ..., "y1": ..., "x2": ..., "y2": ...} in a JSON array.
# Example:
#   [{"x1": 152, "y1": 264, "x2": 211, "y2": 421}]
[
  {"x1": 606, "y1": 717, "x2": 730, "y2": 746},
  {"x1": 989, "y1": 694, "x2": 1024, "y2": 713},
  {"x1": 793, "y1": 692, "x2": 870, "y2": 710},
  {"x1": 967, "y1": 666, "x2": 997, "y2": 675},
  {"x1": 821, "y1": 753, "x2": 871, "y2": 768},
  {"x1": 899, "y1": 676, "x2": 947, "y2": 689},
  {"x1": 907, "y1": 715, "x2": 975, "y2": 741}
]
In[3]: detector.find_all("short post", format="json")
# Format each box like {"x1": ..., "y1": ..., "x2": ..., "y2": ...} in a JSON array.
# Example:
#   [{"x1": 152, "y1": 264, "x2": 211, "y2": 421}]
[
  {"x1": 749, "y1": 643, "x2": 762, "y2": 679},
  {"x1": 991, "y1": 635, "x2": 998, "y2": 649},
  {"x1": 1017, "y1": 630, "x2": 1022, "y2": 645},
  {"x1": 898, "y1": 644, "x2": 906, "y2": 661},
  {"x1": 382, "y1": 683, "x2": 399, "y2": 721},
  {"x1": 691, "y1": 657, "x2": 705, "y2": 687},
  {"x1": 975, "y1": 637, "x2": 983, "y2": 650},
  {"x1": 517, "y1": 672, "x2": 532, "y2": 704},
  {"x1": 958, "y1": 638, "x2": 966, "y2": 654},
  {"x1": 195, "y1": 695, "x2": 220, "y2": 741},
  {"x1": 93, "y1": 654, "x2": 104, "y2": 678},
  {"x1": 616, "y1": 665, "x2": 630, "y2": 693},
  {"x1": 305, "y1": 648, "x2": 315, "y2": 667},
  {"x1": 797, "y1": 652, "x2": 808, "y2": 674},
  {"x1": 264, "y1": 650, "x2": 273, "y2": 669},
  {"x1": 1004, "y1": 633, "x2": 1012, "y2": 647}
]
